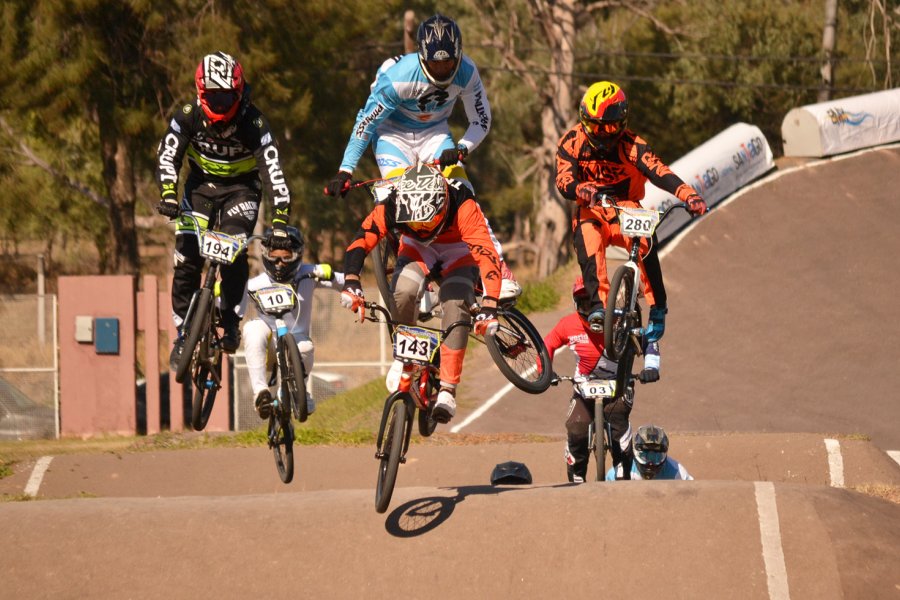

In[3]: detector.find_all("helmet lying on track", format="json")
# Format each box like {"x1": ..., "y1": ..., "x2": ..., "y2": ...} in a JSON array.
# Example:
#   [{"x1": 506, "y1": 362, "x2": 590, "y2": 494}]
[
  {"x1": 579, "y1": 81, "x2": 628, "y2": 152},
  {"x1": 393, "y1": 163, "x2": 449, "y2": 245},
  {"x1": 195, "y1": 51, "x2": 245, "y2": 124},
  {"x1": 633, "y1": 424, "x2": 669, "y2": 479},
  {"x1": 262, "y1": 226, "x2": 304, "y2": 283},
  {"x1": 417, "y1": 14, "x2": 462, "y2": 88}
]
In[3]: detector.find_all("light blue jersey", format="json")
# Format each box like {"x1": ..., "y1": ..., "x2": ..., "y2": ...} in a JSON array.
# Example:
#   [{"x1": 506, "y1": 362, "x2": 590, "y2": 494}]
[
  {"x1": 339, "y1": 53, "x2": 492, "y2": 174},
  {"x1": 605, "y1": 457, "x2": 693, "y2": 481}
]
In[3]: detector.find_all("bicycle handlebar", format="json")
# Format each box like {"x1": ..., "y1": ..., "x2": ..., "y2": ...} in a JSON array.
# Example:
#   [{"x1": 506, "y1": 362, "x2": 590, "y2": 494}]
[{"x1": 362, "y1": 301, "x2": 472, "y2": 337}]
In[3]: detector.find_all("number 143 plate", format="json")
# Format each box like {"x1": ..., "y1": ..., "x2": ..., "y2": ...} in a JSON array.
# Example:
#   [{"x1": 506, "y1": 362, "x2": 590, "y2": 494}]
[{"x1": 393, "y1": 325, "x2": 442, "y2": 365}]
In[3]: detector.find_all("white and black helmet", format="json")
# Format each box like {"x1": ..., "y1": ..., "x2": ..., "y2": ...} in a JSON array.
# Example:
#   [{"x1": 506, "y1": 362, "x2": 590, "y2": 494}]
[
  {"x1": 392, "y1": 163, "x2": 449, "y2": 245},
  {"x1": 262, "y1": 226, "x2": 304, "y2": 283},
  {"x1": 416, "y1": 14, "x2": 462, "y2": 88},
  {"x1": 633, "y1": 424, "x2": 669, "y2": 479}
]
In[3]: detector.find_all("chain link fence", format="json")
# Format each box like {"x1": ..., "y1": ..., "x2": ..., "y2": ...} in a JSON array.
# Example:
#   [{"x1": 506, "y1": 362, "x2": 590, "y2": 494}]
[
  {"x1": 0, "y1": 294, "x2": 58, "y2": 440},
  {"x1": 231, "y1": 289, "x2": 392, "y2": 431}
]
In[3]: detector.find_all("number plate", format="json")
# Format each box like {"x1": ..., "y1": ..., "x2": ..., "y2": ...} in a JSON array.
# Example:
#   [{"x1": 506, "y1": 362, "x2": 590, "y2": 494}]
[
  {"x1": 255, "y1": 285, "x2": 295, "y2": 313},
  {"x1": 577, "y1": 379, "x2": 616, "y2": 399},
  {"x1": 392, "y1": 325, "x2": 441, "y2": 365},
  {"x1": 199, "y1": 230, "x2": 242, "y2": 264},
  {"x1": 620, "y1": 208, "x2": 659, "y2": 237}
]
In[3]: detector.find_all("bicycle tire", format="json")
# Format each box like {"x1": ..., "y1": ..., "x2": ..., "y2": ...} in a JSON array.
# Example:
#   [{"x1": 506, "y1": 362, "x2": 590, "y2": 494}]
[
  {"x1": 417, "y1": 372, "x2": 438, "y2": 437},
  {"x1": 485, "y1": 307, "x2": 553, "y2": 394},
  {"x1": 604, "y1": 266, "x2": 635, "y2": 361},
  {"x1": 269, "y1": 409, "x2": 294, "y2": 484},
  {"x1": 190, "y1": 358, "x2": 221, "y2": 431},
  {"x1": 371, "y1": 237, "x2": 398, "y2": 317},
  {"x1": 176, "y1": 288, "x2": 213, "y2": 384},
  {"x1": 281, "y1": 333, "x2": 309, "y2": 423},
  {"x1": 375, "y1": 395, "x2": 408, "y2": 514},
  {"x1": 592, "y1": 400, "x2": 607, "y2": 481}
]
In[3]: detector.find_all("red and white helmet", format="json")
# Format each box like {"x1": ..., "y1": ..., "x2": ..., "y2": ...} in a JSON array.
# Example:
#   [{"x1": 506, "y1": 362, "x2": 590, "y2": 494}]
[{"x1": 195, "y1": 52, "x2": 245, "y2": 124}]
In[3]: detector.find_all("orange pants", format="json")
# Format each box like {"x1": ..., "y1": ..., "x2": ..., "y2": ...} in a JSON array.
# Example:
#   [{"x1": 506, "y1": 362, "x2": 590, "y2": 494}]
[{"x1": 572, "y1": 207, "x2": 666, "y2": 310}]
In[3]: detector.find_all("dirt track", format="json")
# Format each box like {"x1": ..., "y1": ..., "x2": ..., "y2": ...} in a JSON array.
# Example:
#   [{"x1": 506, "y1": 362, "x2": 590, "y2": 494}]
[{"x1": 2, "y1": 147, "x2": 900, "y2": 599}]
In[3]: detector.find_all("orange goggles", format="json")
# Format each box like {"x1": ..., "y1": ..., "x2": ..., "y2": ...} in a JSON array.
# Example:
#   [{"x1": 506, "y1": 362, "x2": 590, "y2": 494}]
[
  {"x1": 582, "y1": 118, "x2": 624, "y2": 138},
  {"x1": 405, "y1": 212, "x2": 445, "y2": 236}
]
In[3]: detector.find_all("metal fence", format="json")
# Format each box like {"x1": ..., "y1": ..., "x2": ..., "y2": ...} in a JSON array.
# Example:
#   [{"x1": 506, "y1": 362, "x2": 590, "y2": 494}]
[
  {"x1": 231, "y1": 288, "x2": 392, "y2": 431},
  {"x1": 0, "y1": 294, "x2": 59, "y2": 440}
]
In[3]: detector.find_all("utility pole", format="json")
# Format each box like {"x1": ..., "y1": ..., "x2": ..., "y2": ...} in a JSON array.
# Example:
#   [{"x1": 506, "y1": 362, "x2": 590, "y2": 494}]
[
  {"x1": 37, "y1": 254, "x2": 46, "y2": 345},
  {"x1": 819, "y1": 0, "x2": 838, "y2": 102}
]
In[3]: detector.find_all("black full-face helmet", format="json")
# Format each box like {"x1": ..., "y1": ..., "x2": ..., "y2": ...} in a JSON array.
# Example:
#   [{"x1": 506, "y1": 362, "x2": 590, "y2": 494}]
[
  {"x1": 416, "y1": 14, "x2": 462, "y2": 88},
  {"x1": 262, "y1": 226, "x2": 304, "y2": 282},
  {"x1": 633, "y1": 424, "x2": 669, "y2": 479}
]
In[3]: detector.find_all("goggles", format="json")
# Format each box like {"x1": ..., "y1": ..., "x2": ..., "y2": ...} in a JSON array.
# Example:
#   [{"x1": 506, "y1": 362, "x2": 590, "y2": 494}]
[
  {"x1": 265, "y1": 249, "x2": 299, "y2": 265},
  {"x1": 582, "y1": 118, "x2": 624, "y2": 138},
  {"x1": 404, "y1": 211, "x2": 446, "y2": 237},
  {"x1": 202, "y1": 90, "x2": 239, "y2": 114},
  {"x1": 635, "y1": 449, "x2": 666, "y2": 466}
]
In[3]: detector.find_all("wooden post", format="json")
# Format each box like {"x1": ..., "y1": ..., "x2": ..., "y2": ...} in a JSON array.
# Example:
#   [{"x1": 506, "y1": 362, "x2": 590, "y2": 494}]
[
  {"x1": 819, "y1": 0, "x2": 838, "y2": 102},
  {"x1": 404, "y1": 10, "x2": 416, "y2": 54},
  {"x1": 142, "y1": 275, "x2": 161, "y2": 434}
]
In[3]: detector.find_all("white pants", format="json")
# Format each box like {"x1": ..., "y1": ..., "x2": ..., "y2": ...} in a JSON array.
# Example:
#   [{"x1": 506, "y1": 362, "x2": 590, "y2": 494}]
[{"x1": 242, "y1": 319, "x2": 314, "y2": 397}]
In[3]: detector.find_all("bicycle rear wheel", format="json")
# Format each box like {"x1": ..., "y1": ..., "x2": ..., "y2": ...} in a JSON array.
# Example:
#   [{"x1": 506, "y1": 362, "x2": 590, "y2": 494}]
[
  {"x1": 375, "y1": 394, "x2": 409, "y2": 514},
  {"x1": 190, "y1": 354, "x2": 221, "y2": 431},
  {"x1": 371, "y1": 235, "x2": 398, "y2": 317},
  {"x1": 280, "y1": 333, "x2": 309, "y2": 423},
  {"x1": 604, "y1": 266, "x2": 635, "y2": 361},
  {"x1": 485, "y1": 307, "x2": 553, "y2": 394},
  {"x1": 269, "y1": 406, "x2": 294, "y2": 484},
  {"x1": 591, "y1": 400, "x2": 608, "y2": 481},
  {"x1": 176, "y1": 288, "x2": 213, "y2": 384}
]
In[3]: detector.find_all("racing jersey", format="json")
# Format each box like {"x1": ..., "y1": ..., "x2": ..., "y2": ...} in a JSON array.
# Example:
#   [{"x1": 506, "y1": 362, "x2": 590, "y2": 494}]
[
  {"x1": 605, "y1": 457, "x2": 693, "y2": 480},
  {"x1": 343, "y1": 180, "x2": 502, "y2": 299},
  {"x1": 338, "y1": 52, "x2": 492, "y2": 173},
  {"x1": 155, "y1": 90, "x2": 291, "y2": 224},
  {"x1": 544, "y1": 313, "x2": 618, "y2": 378},
  {"x1": 556, "y1": 125, "x2": 696, "y2": 223},
  {"x1": 240, "y1": 264, "x2": 344, "y2": 336}
]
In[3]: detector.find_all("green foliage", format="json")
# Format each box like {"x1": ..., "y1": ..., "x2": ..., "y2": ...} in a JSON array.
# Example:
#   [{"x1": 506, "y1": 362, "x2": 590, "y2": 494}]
[{"x1": 515, "y1": 279, "x2": 561, "y2": 314}]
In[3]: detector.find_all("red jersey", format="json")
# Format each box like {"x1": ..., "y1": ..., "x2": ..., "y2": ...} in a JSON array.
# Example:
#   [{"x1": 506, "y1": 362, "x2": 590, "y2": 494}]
[{"x1": 544, "y1": 313, "x2": 618, "y2": 378}]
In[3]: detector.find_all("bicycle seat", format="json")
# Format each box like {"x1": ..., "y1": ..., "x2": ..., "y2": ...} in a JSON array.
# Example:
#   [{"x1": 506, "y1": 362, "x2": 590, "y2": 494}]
[{"x1": 490, "y1": 461, "x2": 533, "y2": 486}]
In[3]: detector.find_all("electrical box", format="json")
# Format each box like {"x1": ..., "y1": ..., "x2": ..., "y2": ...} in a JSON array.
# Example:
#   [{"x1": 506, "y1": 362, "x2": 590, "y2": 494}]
[
  {"x1": 75, "y1": 316, "x2": 94, "y2": 343},
  {"x1": 94, "y1": 318, "x2": 120, "y2": 355}
]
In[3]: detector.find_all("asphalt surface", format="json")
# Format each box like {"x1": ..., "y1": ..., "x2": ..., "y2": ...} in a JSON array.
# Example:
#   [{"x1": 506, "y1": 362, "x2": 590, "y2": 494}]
[{"x1": 2, "y1": 146, "x2": 900, "y2": 599}]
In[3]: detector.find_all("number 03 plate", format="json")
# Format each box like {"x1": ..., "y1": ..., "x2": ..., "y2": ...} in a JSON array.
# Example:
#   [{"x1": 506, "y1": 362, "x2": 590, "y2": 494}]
[
  {"x1": 392, "y1": 325, "x2": 441, "y2": 365},
  {"x1": 577, "y1": 379, "x2": 617, "y2": 399}
]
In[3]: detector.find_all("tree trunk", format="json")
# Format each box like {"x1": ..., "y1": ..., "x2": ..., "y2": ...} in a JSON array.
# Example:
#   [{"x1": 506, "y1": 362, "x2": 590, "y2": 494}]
[
  {"x1": 97, "y1": 105, "x2": 140, "y2": 275},
  {"x1": 529, "y1": 0, "x2": 577, "y2": 276},
  {"x1": 819, "y1": 0, "x2": 838, "y2": 102}
]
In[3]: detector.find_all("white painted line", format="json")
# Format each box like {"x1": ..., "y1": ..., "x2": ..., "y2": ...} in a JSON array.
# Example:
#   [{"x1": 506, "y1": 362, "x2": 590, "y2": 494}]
[
  {"x1": 824, "y1": 438, "x2": 844, "y2": 488},
  {"x1": 451, "y1": 381, "x2": 515, "y2": 433},
  {"x1": 24, "y1": 456, "x2": 53, "y2": 497},
  {"x1": 755, "y1": 481, "x2": 791, "y2": 600},
  {"x1": 887, "y1": 451, "x2": 900, "y2": 468}
]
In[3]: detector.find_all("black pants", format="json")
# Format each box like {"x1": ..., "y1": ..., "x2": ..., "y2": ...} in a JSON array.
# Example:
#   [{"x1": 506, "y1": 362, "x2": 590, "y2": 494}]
[
  {"x1": 172, "y1": 176, "x2": 260, "y2": 329},
  {"x1": 564, "y1": 383, "x2": 634, "y2": 481}
]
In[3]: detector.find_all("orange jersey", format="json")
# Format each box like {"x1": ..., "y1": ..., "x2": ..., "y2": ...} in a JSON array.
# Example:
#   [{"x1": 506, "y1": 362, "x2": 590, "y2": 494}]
[
  {"x1": 556, "y1": 124, "x2": 695, "y2": 222},
  {"x1": 344, "y1": 181, "x2": 503, "y2": 299}
]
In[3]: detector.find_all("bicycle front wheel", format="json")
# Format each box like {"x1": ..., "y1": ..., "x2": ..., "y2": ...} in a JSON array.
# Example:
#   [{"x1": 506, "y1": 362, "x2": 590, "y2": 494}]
[
  {"x1": 485, "y1": 307, "x2": 553, "y2": 394},
  {"x1": 190, "y1": 358, "x2": 221, "y2": 431},
  {"x1": 375, "y1": 395, "x2": 409, "y2": 514},
  {"x1": 176, "y1": 288, "x2": 213, "y2": 384},
  {"x1": 604, "y1": 266, "x2": 635, "y2": 361},
  {"x1": 417, "y1": 372, "x2": 438, "y2": 437},
  {"x1": 280, "y1": 333, "x2": 308, "y2": 423},
  {"x1": 269, "y1": 408, "x2": 294, "y2": 484},
  {"x1": 592, "y1": 400, "x2": 607, "y2": 481},
  {"x1": 371, "y1": 236, "x2": 398, "y2": 317}
]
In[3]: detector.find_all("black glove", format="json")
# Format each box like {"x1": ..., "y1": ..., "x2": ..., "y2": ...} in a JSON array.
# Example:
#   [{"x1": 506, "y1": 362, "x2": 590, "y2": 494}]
[
  {"x1": 639, "y1": 368, "x2": 660, "y2": 384},
  {"x1": 156, "y1": 198, "x2": 180, "y2": 219},
  {"x1": 269, "y1": 222, "x2": 292, "y2": 249},
  {"x1": 324, "y1": 171, "x2": 352, "y2": 197},
  {"x1": 438, "y1": 145, "x2": 468, "y2": 170}
]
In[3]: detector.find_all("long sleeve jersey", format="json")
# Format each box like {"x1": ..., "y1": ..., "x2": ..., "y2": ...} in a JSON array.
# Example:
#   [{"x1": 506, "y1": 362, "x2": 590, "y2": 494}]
[
  {"x1": 338, "y1": 53, "x2": 491, "y2": 173},
  {"x1": 155, "y1": 91, "x2": 291, "y2": 224},
  {"x1": 605, "y1": 457, "x2": 693, "y2": 480},
  {"x1": 343, "y1": 181, "x2": 502, "y2": 300},
  {"x1": 555, "y1": 125, "x2": 696, "y2": 222}
]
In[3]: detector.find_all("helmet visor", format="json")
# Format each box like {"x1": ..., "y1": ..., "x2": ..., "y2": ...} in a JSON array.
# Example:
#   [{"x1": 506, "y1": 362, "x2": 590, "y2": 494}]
[
  {"x1": 635, "y1": 449, "x2": 666, "y2": 466},
  {"x1": 202, "y1": 90, "x2": 240, "y2": 115},
  {"x1": 265, "y1": 248, "x2": 300, "y2": 265},
  {"x1": 405, "y1": 211, "x2": 446, "y2": 239}
]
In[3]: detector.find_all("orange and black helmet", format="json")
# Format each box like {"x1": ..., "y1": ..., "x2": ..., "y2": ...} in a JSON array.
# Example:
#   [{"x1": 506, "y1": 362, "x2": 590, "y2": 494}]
[{"x1": 579, "y1": 81, "x2": 628, "y2": 151}]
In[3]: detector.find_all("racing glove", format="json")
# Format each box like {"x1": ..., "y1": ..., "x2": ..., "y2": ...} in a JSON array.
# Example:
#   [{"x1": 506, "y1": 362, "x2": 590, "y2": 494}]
[
  {"x1": 639, "y1": 368, "x2": 660, "y2": 384},
  {"x1": 438, "y1": 145, "x2": 468, "y2": 170},
  {"x1": 324, "y1": 170, "x2": 352, "y2": 197},
  {"x1": 156, "y1": 197, "x2": 180, "y2": 219},
  {"x1": 269, "y1": 221, "x2": 292, "y2": 249},
  {"x1": 340, "y1": 279, "x2": 365, "y2": 321},
  {"x1": 639, "y1": 339, "x2": 661, "y2": 383},
  {"x1": 313, "y1": 264, "x2": 334, "y2": 281},
  {"x1": 575, "y1": 183, "x2": 614, "y2": 208},
  {"x1": 685, "y1": 192, "x2": 708, "y2": 217},
  {"x1": 474, "y1": 305, "x2": 499, "y2": 336}
]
